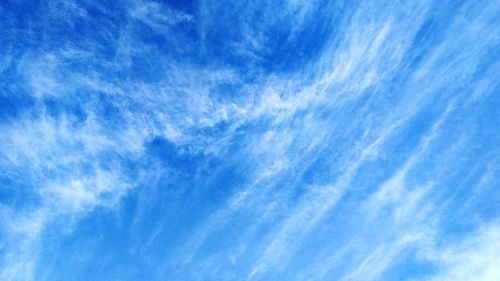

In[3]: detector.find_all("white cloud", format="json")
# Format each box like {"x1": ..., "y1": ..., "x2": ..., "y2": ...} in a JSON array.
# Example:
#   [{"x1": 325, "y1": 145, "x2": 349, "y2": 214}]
[
  {"x1": 130, "y1": 1, "x2": 193, "y2": 30},
  {"x1": 427, "y1": 224, "x2": 500, "y2": 281}
]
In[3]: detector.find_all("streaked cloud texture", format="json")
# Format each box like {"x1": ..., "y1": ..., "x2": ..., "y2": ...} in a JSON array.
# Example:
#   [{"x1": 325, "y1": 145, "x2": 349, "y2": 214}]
[{"x1": 0, "y1": 0, "x2": 499, "y2": 280}]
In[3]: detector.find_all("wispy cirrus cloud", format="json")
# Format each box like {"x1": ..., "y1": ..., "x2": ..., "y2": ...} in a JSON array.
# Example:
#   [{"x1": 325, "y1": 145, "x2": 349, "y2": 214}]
[{"x1": 0, "y1": 0, "x2": 498, "y2": 280}]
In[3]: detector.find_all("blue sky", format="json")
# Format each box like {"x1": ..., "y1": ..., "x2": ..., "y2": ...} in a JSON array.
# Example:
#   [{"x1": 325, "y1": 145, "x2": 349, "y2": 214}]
[{"x1": 0, "y1": 0, "x2": 499, "y2": 280}]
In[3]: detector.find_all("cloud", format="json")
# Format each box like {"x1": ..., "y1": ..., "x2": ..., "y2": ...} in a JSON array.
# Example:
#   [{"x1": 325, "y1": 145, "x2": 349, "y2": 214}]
[
  {"x1": 0, "y1": 0, "x2": 498, "y2": 280},
  {"x1": 130, "y1": 1, "x2": 193, "y2": 29},
  {"x1": 427, "y1": 224, "x2": 500, "y2": 281}
]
